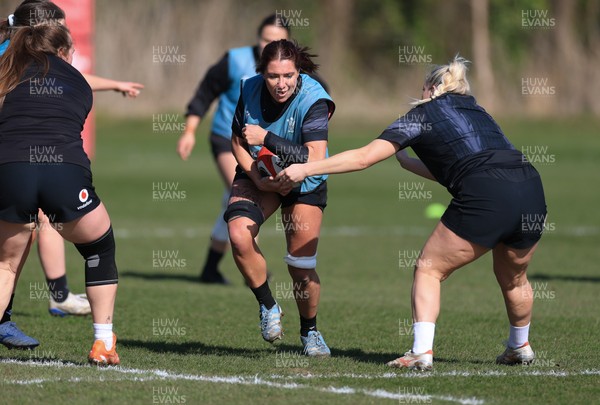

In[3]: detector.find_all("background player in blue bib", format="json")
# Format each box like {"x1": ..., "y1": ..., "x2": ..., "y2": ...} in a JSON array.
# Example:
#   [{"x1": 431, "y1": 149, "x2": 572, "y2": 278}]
[{"x1": 177, "y1": 15, "x2": 289, "y2": 284}]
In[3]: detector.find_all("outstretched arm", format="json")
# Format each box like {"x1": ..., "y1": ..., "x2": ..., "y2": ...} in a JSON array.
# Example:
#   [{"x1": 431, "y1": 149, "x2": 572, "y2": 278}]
[
  {"x1": 82, "y1": 73, "x2": 144, "y2": 97},
  {"x1": 278, "y1": 139, "x2": 398, "y2": 184}
]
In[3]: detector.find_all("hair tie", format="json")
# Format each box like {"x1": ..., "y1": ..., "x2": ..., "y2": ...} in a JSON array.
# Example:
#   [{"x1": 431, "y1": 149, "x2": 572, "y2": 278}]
[{"x1": 8, "y1": 14, "x2": 15, "y2": 26}]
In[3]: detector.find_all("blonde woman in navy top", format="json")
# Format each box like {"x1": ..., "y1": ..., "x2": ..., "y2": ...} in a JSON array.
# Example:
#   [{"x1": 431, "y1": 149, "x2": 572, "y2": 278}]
[{"x1": 279, "y1": 56, "x2": 546, "y2": 370}]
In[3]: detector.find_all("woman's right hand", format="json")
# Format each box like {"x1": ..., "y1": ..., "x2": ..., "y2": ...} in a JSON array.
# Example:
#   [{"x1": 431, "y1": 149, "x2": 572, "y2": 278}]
[{"x1": 177, "y1": 132, "x2": 195, "y2": 161}]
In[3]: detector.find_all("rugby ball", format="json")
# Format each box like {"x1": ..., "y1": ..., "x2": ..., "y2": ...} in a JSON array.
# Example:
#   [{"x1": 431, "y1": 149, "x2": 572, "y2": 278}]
[{"x1": 256, "y1": 147, "x2": 285, "y2": 177}]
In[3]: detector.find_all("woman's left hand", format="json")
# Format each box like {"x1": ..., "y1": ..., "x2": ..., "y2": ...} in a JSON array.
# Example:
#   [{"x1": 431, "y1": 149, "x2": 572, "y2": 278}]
[{"x1": 242, "y1": 124, "x2": 268, "y2": 146}]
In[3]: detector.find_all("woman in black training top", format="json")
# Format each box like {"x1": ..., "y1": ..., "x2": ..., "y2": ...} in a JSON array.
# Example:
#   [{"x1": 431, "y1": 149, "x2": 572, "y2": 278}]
[{"x1": 0, "y1": 23, "x2": 120, "y2": 366}]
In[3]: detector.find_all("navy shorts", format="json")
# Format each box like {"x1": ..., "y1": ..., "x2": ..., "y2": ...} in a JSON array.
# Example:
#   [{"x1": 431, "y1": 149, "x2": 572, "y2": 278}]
[
  {"x1": 0, "y1": 162, "x2": 101, "y2": 224},
  {"x1": 209, "y1": 133, "x2": 232, "y2": 159},
  {"x1": 441, "y1": 166, "x2": 547, "y2": 249}
]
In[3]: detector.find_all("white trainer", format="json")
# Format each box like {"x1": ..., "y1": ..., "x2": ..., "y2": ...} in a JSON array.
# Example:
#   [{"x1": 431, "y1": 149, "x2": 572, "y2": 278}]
[{"x1": 49, "y1": 292, "x2": 91, "y2": 317}]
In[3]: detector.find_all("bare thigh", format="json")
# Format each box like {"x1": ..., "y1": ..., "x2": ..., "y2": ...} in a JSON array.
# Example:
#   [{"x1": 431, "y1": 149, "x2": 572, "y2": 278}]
[
  {"x1": 228, "y1": 178, "x2": 280, "y2": 222},
  {"x1": 0, "y1": 220, "x2": 34, "y2": 274},
  {"x1": 418, "y1": 221, "x2": 489, "y2": 278},
  {"x1": 492, "y1": 242, "x2": 539, "y2": 288},
  {"x1": 57, "y1": 203, "x2": 111, "y2": 244},
  {"x1": 281, "y1": 204, "x2": 323, "y2": 256}
]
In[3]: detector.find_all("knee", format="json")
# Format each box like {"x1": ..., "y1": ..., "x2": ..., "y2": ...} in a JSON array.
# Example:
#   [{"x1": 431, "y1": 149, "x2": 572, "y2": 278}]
[
  {"x1": 224, "y1": 200, "x2": 263, "y2": 253},
  {"x1": 497, "y1": 271, "x2": 529, "y2": 291},
  {"x1": 75, "y1": 227, "x2": 118, "y2": 287},
  {"x1": 227, "y1": 221, "x2": 256, "y2": 254},
  {"x1": 413, "y1": 259, "x2": 452, "y2": 282}
]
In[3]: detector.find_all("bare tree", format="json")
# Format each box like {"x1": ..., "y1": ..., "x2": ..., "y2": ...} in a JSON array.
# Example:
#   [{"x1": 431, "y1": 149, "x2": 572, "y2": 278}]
[{"x1": 470, "y1": 0, "x2": 495, "y2": 111}]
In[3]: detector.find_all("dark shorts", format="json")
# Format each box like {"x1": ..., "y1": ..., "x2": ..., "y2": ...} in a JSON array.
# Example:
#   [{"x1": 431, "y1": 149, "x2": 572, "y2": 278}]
[
  {"x1": 233, "y1": 168, "x2": 327, "y2": 211},
  {"x1": 441, "y1": 166, "x2": 547, "y2": 249},
  {"x1": 0, "y1": 162, "x2": 101, "y2": 224},
  {"x1": 209, "y1": 132, "x2": 232, "y2": 159}
]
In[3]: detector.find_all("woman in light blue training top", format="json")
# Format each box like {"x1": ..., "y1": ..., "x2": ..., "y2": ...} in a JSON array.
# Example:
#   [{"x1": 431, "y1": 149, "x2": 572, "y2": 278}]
[
  {"x1": 177, "y1": 15, "x2": 290, "y2": 284},
  {"x1": 224, "y1": 39, "x2": 335, "y2": 357}
]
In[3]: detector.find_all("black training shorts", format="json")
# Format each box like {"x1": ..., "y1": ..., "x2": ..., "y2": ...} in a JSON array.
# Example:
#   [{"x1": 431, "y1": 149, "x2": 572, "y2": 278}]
[
  {"x1": 209, "y1": 133, "x2": 233, "y2": 160},
  {"x1": 233, "y1": 167, "x2": 327, "y2": 211},
  {"x1": 441, "y1": 166, "x2": 547, "y2": 249},
  {"x1": 0, "y1": 162, "x2": 101, "y2": 224}
]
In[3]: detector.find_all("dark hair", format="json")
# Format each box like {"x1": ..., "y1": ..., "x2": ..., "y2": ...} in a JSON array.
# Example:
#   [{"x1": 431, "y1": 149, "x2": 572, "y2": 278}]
[
  {"x1": 257, "y1": 13, "x2": 290, "y2": 37},
  {"x1": 0, "y1": 24, "x2": 72, "y2": 108},
  {"x1": 1, "y1": 1, "x2": 66, "y2": 43},
  {"x1": 256, "y1": 39, "x2": 318, "y2": 74}
]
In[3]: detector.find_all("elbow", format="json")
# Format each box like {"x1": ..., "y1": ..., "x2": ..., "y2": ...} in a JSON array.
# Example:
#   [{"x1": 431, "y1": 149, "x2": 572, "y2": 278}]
[{"x1": 356, "y1": 153, "x2": 371, "y2": 171}]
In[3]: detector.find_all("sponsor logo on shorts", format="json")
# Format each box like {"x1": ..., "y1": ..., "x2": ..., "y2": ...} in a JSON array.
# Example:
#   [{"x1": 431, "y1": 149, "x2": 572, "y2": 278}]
[{"x1": 77, "y1": 189, "x2": 92, "y2": 210}]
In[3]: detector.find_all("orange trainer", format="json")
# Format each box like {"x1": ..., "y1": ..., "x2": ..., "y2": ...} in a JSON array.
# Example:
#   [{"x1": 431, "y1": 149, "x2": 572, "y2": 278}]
[{"x1": 88, "y1": 333, "x2": 120, "y2": 366}]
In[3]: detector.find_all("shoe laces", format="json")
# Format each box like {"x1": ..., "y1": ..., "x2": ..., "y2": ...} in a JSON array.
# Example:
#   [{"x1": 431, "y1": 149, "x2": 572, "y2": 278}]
[
  {"x1": 307, "y1": 332, "x2": 325, "y2": 348},
  {"x1": 259, "y1": 305, "x2": 272, "y2": 329}
]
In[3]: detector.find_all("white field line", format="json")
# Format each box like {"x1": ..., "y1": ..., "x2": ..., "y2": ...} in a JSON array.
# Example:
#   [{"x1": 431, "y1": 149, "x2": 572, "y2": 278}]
[
  {"x1": 113, "y1": 225, "x2": 599, "y2": 239},
  {"x1": 0, "y1": 359, "x2": 486, "y2": 404},
  {"x1": 266, "y1": 369, "x2": 600, "y2": 379}
]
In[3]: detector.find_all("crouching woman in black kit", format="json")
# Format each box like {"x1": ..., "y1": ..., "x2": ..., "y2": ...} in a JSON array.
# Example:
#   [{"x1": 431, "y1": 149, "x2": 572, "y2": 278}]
[{"x1": 0, "y1": 24, "x2": 120, "y2": 365}]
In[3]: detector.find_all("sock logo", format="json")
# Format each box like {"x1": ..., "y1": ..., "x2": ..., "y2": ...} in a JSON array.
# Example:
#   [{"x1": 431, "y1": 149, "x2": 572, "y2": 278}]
[{"x1": 79, "y1": 189, "x2": 89, "y2": 203}]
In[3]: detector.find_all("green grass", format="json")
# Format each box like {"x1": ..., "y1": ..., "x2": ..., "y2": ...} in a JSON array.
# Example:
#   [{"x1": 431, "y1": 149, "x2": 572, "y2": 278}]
[{"x1": 1, "y1": 115, "x2": 599, "y2": 404}]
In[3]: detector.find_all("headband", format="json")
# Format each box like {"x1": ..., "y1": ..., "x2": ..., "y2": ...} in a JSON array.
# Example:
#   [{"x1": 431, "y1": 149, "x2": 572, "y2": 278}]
[{"x1": 7, "y1": 14, "x2": 15, "y2": 26}]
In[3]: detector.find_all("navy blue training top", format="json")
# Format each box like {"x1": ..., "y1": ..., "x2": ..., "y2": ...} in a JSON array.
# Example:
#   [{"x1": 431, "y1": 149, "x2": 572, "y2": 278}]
[
  {"x1": 378, "y1": 93, "x2": 527, "y2": 194},
  {"x1": 0, "y1": 54, "x2": 93, "y2": 169}
]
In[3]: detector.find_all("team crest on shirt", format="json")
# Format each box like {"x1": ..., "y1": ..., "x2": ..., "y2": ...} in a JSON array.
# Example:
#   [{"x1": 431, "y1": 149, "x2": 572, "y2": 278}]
[{"x1": 286, "y1": 116, "x2": 295, "y2": 136}]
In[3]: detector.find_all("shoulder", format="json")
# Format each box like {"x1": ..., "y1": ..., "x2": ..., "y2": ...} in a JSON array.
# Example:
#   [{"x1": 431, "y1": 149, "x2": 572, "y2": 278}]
[
  {"x1": 48, "y1": 55, "x2": 92, "y2": 94},
  {"x1": 298, "y1": 74, "x2": 334, "y2": 117},
  {"x1": 241, "y1": 74, "x2": 263, "y2": 90}
]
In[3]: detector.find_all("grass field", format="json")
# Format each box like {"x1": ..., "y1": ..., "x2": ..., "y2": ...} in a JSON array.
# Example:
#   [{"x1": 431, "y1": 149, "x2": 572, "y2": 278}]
[{"x1": 1, "y1": 115, "x2": 599, "y2": 404}]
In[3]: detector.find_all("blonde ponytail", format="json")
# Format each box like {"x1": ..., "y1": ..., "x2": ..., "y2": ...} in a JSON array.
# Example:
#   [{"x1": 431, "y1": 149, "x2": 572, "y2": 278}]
[{"x1": 412, "y1": 55, "x2": 471, "y2": 105}]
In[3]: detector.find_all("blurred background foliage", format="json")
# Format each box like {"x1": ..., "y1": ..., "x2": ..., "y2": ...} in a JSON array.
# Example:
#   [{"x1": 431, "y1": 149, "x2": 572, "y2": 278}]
[{"x1": 9, "y1": 0, "x2": 595, "y2": 119}]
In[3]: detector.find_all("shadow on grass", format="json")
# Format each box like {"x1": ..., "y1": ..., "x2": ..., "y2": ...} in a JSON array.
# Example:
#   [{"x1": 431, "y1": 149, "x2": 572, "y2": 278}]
[
  {"x1": 120, "y1": 270, "x2": 210, "y2": 284},
  {"x1": 120, "y1": 339, "x2": 403, "y2": 364},
  {"x1": 120, "y1": 339, "x2": 267, "y2": 358},
  {"x1": 529, "y1": 273, "x2": 600, "y2": 283}
]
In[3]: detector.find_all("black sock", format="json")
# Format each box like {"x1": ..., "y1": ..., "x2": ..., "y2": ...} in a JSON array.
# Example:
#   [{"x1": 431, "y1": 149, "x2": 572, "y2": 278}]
[
  {"x1": 0, "y1": 294, "x2": 14, "y2": 324},
  {"x1": 201, "y1": 247, "x2": 224, "y2": 275},
  {"x1": 46, "y1": 275, "x2": 69, "y2": 303},
  {"x1": 300, "y1": 315, "x2": 317, "y2": 337},
  {"x1": 250, "y1": 280, "x2": 276, "y2": 309}
]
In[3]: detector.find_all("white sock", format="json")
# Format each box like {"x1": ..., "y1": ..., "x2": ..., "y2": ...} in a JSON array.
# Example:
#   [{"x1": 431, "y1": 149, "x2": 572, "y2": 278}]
[
  {"x1": 412, "y1": 322, "x2": 435, "y2": 354},
  {"x1": 508, "y1": 323, "x2": 530, "y2": 349},
  {"x1": 93, "y1": 323, "x2": 113, "y2": 350}
]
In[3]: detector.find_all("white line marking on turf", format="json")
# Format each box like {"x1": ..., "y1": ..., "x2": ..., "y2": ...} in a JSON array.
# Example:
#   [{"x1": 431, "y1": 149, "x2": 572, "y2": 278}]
[
  {"x1": 265, "y1": 369, "x2": 600, "y2": 379},
  {"x1": 3, "y1": 360, "x2": 598, "y2": 403},
  {"x1": 0, "y1": 359, "x2": 483, "y2": 404}
]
